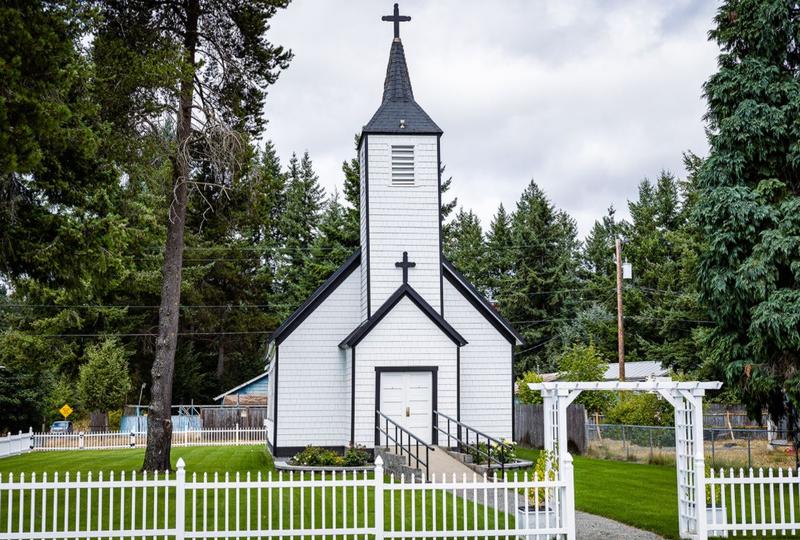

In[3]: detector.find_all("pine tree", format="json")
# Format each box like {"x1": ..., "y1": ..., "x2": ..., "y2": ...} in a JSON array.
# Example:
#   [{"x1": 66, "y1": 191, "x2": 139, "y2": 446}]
[
  {"x1": 276, "y1": 152, "x2": 325, "y2": 315},
  {"x1": 0, "y1": 1, "x2": 133, "y2": 428},
  {"x1": 303, "y1": 192, "x2": 353, "y2": 292},
  {"x1": 444, "y1": 208, "x2": 486, "y2": 292},
  {"x1": 504, "y1": 180, "x2": 580, "y2": 373},
  {"x1": 697, "y1": 0, "x2": 800, "y2": 421},
  {"x1": 93, "y1": 0, "x2": 291, "y2": 470},
  {"x1": 341, "y1": 135, "x2": 361, "y2": 251},
  {"x1": 485, "y1": 204, "x2": 515, "y2": 302}
]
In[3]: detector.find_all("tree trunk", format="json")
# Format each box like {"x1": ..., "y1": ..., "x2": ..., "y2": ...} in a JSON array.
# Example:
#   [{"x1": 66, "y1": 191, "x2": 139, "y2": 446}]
[
  {"x1": 143, "y1": 0, "x2": 199, "y2": 472},
  {"x1": 216, "y1": 340, "x2": 225, "y2": 379}
]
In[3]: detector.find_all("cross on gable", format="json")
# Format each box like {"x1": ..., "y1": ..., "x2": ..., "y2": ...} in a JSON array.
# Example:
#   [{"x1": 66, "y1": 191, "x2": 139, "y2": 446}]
[
  {"x1": 395, "y1": 251, "x2": 416, "y2": 284},
  {"x1": 382, "y1": 3, "x2": 411, "y2": 40}
]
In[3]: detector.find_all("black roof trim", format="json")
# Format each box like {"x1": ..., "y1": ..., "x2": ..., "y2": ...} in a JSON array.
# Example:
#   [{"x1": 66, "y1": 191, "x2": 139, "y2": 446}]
[
  {"x1": 270, "y1": 249, "x2": 361, "y2": 345},
  {"x1": 442, "y1": 258, "x2": 525, "y2": 346},
  {"x1": 339, "y1": 283, "x2": 467, "y2": 349}
]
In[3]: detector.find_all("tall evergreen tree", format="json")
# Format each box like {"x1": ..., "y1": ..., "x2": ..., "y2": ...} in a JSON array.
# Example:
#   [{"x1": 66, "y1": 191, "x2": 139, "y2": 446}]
[
  {"x1": 276, "y1": 151, "x2": 325, "y2": 315},
  {"x1": 503, "y1": 180, "x2": 580, "y2": 374},
  {"x1": 341, "y1": 135, "x2": 361, "y2": 251},
  {"x1": 485, "y1": 204, "x2": 515, "y2": 302},
  {"x1": 0, "y1": 1, "x2": 134, "y2": 429},
  {"x1": 93, "y1": 0, "x2": 291, "y2": 470},
  {"x1": 697, "y1": 0, "x2": 800, "y2": 422},
  {"x1": 303, "y1": 192, "x2": 353, "y2": 292},
  {"x1": 444, "y1": 208, "x2": 486, "y2": 291}
]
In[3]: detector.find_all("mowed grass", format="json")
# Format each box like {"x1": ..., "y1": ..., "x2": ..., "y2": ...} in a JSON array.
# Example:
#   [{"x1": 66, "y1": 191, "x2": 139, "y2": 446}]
[
  {"x1": 0, "y1": 446, "x2": 509, "y2": 538},
  {"x1": 2, "y1": 445, "x2": 681, "y2": 537},
  {"x1": 0, "y1": 445, "x2": 272, "y2": 476},
  {"x1": 514, "y1": 446, "x2": 680, "y2": 539}
]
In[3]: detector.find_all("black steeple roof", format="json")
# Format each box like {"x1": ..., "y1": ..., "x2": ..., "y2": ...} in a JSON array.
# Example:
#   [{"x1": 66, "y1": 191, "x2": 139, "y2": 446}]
[{"x1": 362, "y1": 7, "x2": 441, "y2": 136}]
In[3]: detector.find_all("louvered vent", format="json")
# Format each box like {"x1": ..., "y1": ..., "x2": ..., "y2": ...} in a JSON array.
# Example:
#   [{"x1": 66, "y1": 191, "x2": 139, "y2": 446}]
[{"x1": 391, "y1": 145, "x2": 414, "y2": 186}]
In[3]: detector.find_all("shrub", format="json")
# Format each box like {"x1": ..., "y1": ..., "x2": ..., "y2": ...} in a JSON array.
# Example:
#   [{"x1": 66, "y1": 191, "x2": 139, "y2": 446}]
[
  {"x1": 557, "y1": 343, "x2": 611, "y2": 414},
  {"x1": 491, "y1": 438, "x2": 518, "y2": 464},
  {"x1": 465, "y1": 439, "x2": 517, "y2": 465},
  {"x1": 465, "y1": 442, "x2": 490, "y2": 464},
  {"x1": 342, "y1": 445, "x2": 370, "y2": 466},
  {"x1": 77, "y1": 339, "x2": 131, "y2": 414},
  {"x1": 291, "y1": 445, "x2": 372, "y2": 467},
  {"x1": 516, "y1": 371, "x2": 544, "y2": 405},
  {"x1": 520, "y1": 451, "x2": 558, "y2": 507},
  {"x1": 605, "y1": 392, "x2": 674, "y2": 426}
]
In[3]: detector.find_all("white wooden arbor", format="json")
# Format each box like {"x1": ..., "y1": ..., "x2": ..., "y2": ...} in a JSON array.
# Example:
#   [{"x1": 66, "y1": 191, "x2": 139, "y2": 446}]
[{"x1": 529, "y1": 380, "x2": 722, "y2": 540}]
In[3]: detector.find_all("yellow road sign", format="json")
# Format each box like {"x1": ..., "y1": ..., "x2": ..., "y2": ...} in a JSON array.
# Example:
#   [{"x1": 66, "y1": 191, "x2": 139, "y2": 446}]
[{"x1": 59, "y1": 404, "x2": 73, "y2": 419}]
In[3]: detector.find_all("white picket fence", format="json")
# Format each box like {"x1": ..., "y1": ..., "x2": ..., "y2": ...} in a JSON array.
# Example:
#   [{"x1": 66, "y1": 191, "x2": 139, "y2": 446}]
[
  {"x1": 0, "y1": 455, "x2": 576, "y2": 539},
  {"x1": 0, "y1": 426, "x2": 266, "y2": 454},
  {"x1": 0, "y1": 432, "x2": 32, "y2": 459},
  {"x1": 706, "y1": 467, "x2": 800, "y2": 537}
]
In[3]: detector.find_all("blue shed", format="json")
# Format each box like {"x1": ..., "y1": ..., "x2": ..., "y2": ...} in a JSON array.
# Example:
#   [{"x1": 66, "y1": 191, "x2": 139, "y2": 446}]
[{"x1": 214, "y1": 371, "x2": 269, "y2": 406}]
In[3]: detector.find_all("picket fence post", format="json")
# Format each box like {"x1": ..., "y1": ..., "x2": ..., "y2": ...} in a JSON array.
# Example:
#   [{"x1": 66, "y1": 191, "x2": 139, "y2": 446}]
[
  {"x1": 563, "y1": 454, "x2": 576, "y2": 540},
  {"x1": 175, "y1": 457, "x2": 186, "y2": 540},
  {"x1": 374, "y1": 455, "x2": 384, "y2": 540},
  {"x1": 235, "y1": 422, "x2": 240, "y2": 445},
  {"x1": 79, "y1": 431, "x2": 85, "y2": 450}
]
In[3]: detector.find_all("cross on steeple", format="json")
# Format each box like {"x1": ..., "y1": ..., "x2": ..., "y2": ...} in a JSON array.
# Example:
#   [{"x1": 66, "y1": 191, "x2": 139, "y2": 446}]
[
  {"x1": 382, "y1": 3, "x2": 411, "y2": 40},
  {"x1": 395, "y1": 251, "x2": 416, "y2": 284}
]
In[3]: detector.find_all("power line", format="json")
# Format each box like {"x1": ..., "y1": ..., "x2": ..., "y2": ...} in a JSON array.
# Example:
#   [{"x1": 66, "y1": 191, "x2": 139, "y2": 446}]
[
  {"x1": 5, "y1": 330, "x2": 276, "y2": 338},
  {"x1": 513, "y1": 336, "x2": 560, "y2": 356}
]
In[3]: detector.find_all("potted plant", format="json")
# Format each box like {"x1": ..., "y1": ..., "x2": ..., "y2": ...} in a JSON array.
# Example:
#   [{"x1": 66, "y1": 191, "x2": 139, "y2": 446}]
[
  {"x1": 705, "y1": 466, "x2": 727, "y2": 537},
  {"x1": 516, "y1": 451, "x2": 559, "y2": 540}
]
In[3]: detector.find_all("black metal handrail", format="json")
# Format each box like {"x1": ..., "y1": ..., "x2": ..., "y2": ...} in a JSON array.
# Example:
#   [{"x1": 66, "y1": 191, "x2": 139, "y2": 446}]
[
  {"x1": 433, "y1": 410, "x2": 508, "y2": 476},
  {"x1": 375, "y1": 410, "x2": 433, "y2": 481}
]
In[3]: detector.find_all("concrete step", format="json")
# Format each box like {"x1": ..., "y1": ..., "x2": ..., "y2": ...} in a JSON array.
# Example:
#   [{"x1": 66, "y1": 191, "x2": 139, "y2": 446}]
[{"x1": 374, "y1": 446, "x2": 425, "y2": 481}]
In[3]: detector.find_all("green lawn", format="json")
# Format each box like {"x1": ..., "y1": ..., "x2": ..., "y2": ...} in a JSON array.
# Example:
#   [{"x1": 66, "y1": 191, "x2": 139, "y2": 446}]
[
  {"x1": 0, "y1": 446, "x2": 681, "y2": 537},
  {"x1": 514, "y1": 447, "x2": 681, "y2": 538},
  {"x1": 0, "y1": 447, "x2": 506, "y2": 538},
  {"x1": 0, "y1": 445, "x2": 272, "y2": 477},
  {"x1": 5, "y1": 446, "x2": 797, "y2": 540}
]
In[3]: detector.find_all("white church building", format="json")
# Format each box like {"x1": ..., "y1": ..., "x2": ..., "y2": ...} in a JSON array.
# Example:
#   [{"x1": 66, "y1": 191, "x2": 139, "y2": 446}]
[{"x1": 265, "y1": 4, "x2": 524, "y2": 457}]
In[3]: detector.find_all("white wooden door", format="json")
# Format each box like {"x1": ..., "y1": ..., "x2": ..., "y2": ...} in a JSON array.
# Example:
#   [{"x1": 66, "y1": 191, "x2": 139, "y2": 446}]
[{"x1": 379, "y1": 371, "x2": 433, "y2": 444}]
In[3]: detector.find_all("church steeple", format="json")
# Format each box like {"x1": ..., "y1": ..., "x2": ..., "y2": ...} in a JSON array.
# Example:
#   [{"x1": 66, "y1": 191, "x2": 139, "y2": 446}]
[
  {"x1": 359, "y1": 3, "x2": 444, "y2": 320},
  {"x1": 362, "y1": 4, "x2": 441, "y2": 135}
]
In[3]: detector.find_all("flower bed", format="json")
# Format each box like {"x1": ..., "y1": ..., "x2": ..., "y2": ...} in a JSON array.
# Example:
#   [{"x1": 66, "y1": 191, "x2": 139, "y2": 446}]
[{"x1": 273, "y1": 445, "x2": 375, "y2": 472}]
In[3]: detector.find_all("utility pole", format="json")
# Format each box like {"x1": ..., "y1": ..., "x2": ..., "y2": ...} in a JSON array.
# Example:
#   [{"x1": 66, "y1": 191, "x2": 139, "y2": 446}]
[{"x1": 616, "y1": 238, "x2": 625, "y2": 381}]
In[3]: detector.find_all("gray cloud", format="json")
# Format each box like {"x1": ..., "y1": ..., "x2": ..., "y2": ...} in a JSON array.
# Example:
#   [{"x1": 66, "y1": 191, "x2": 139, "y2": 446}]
[{"x1": 264, "y1": 0, "x2": 720, "y2": 236}]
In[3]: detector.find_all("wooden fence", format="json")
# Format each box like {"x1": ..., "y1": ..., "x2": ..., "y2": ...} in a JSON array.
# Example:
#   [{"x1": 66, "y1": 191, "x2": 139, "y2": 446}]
[
  {"x1": 0, "y1": 455, "x2": 577, "y2": 539},
  {"x1": 200, "y1": 407, "x2": 267, "y2": 429},
  {"x1": 514, "y1": 403, "x2": 587, "y2": 454}
]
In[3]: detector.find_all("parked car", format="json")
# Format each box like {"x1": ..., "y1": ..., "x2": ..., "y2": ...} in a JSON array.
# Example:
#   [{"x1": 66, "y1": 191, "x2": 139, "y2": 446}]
[{"x1": 50, "y1": 421, "x2": 73, "y2": 434}]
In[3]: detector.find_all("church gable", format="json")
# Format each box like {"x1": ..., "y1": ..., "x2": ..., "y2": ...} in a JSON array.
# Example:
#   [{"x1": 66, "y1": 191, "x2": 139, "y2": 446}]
[
  {"x1": 442, "y1": 259, "x2": 525, "y2": 346},
  {"x1": 339, "y1": 283, "x2": 466, "y2": 349},
  {"x1": 269, "y1": 249, "x2": 361, "y2": 346}
]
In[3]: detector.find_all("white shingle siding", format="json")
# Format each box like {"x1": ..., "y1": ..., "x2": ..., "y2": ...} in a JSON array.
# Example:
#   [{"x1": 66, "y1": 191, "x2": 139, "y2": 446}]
[
  {"x1": 443, "y1": 280, "x2": 513, "y2": 440},
  {"x1": 365, "y1": 135, "x2": 441, "y2": 313},
  {"x1": 359, "y1": 142, "x2": 369, "y2": 321},
  {"x1": 352, "y1": 296, "x2": 458, "y2": 447},
  {"x1": 276, "y1": 268, "x2": 361, "y2": 447}
]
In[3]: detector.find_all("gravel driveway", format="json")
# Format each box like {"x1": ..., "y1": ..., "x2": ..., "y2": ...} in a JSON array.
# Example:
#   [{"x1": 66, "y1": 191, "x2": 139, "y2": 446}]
[{"x1": 576, "y1": 510, "x2": 665, "y2": 539}]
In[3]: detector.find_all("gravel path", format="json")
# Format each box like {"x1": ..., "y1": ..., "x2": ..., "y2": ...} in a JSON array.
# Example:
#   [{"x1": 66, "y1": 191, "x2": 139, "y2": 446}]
[
  {"x1": 576, "y1": 510, "x2": 665, "y2": 539},
  {"x1": 409, "y1": 448, "x2": 666, "y2": 539}
]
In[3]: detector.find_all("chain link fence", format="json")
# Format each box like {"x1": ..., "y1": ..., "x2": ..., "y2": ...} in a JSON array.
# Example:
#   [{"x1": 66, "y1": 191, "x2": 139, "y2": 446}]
[{"x1": 586, "y1": 423, "x2": 798, "y2": 469}]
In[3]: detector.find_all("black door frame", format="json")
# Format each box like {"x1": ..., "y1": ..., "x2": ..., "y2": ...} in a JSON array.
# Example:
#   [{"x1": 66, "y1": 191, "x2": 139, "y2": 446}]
[{"x1": 374, "y1": 366, "x2": 438, "y2": 446}]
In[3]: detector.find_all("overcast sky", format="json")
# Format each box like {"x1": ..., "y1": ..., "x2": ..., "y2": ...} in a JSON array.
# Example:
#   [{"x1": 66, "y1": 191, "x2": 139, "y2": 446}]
[{"x1": 263, "y1": 0, "x2": 720, "y2": 238}]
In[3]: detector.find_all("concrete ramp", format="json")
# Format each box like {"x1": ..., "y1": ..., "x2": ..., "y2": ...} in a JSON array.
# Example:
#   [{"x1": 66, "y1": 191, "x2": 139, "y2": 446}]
[{"x1": 428, "y1": 446, "x2": 488, "y2": 481}]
